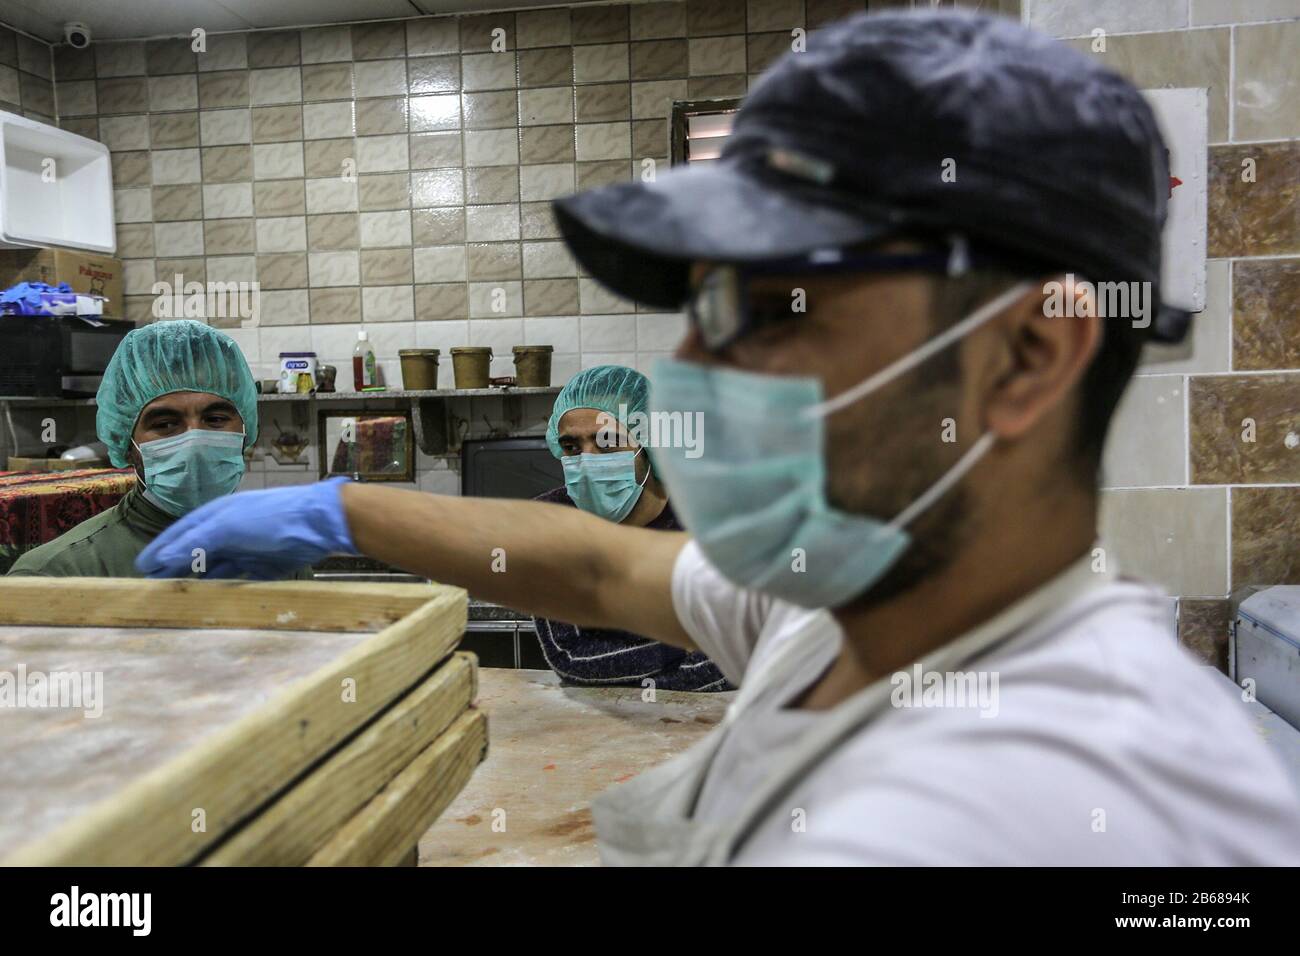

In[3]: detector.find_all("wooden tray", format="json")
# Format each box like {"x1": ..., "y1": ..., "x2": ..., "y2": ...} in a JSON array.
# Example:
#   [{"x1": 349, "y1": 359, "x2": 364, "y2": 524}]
[{"x1": 0, "y1": 577, "x2": 469, "y2": 866}]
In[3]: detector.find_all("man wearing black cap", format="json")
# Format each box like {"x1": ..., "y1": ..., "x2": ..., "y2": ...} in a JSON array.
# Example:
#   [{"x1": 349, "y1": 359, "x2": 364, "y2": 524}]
[{"x1": 137, "y1": 10, "x2": 1300, "y2": 865}]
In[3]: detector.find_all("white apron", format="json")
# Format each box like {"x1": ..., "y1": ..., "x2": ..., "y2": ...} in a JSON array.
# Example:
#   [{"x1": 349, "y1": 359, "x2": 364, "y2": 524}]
[{"x1": 592, "y1": 555, "x2": 1116, "y2": 865}]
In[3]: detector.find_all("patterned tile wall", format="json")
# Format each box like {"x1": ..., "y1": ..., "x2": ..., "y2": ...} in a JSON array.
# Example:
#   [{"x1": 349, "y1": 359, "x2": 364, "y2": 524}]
[{"x1": 45, "y1": 0, "x2": 878, "y2": 394}]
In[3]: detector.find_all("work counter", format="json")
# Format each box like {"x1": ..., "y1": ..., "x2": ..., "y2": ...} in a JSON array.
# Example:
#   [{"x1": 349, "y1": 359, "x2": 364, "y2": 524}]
[{"x1": 419, "y1": 668, "x2": 735, "y2": 866}]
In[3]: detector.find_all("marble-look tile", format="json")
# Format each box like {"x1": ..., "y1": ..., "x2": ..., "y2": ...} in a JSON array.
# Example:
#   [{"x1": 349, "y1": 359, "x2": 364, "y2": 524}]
[
  {"x1": 631, "y1": 2, "x2": 688, "y2": 40},
  {"x1": 575, "y1": 122, "x2": 630, "y2": 161},
  {"x1": 519, "y1": 86, "x2": 574, "y2": 126},
  {"x1": 300, "y1": 26, "x2": 352, "y2": 65},
  {"x1": 308, "y1": 250, "x2": 360, "y2": 286},
  {"x1": 356, "y1": 97, "x2": 408, "y2": 136},
  {"x1": 303, "y1": 138, "x2": 355, "y2": 178},
  {"x1": 1140, "y1": 258, "x2": 1231, "y2": 374},
  {"x1": 360, "y1": 248, "x2": 414, "y2": 285},
  {"x1": 56, "y1": 80, "x2": 96, "y2": 116},
  {"x1": 151, "y1": 148, "x2": 201, "y2": 185},
  {"x1": 1031, "y1": 0, "x2": 1188, "y2": 36},
  {"x1": 248, "y1": 31, "x2": 301, "y2": 70},
  {"x1": 305, "y1": 177, "x2": 359, "y2": 214},
  {"x1": 415, "y1": 283, "x2": 470, "y2": 320},
  {"x1": 580, "y1": 277, "x2": 635, "y2": 314},
  {"x1": 686, "y1": 0, "x2": 746, "y2": 37},
  {"x1": 97, "y1": 76, "x2": 149, "y2": 113},
  {"x1": 1101, "y1": 375, "x2": 1187, "y2": 488},
  {"x1": 464, "y1": 128, "x2": 520, "y2": 166},
  {"x1": 466, "y1": 166, "x2": 519, "y2": 204},
  {"x1": 631, "y1": 79, "x2": 688, "y2": 120},
  {"x1": 466, "y1": 203, "x2": 521, "y2": 242},
  {"x1": 1177, "y1": 599, "x2": 1231, "y2": 672},
  {"x1": 197, "y1": 34, "x2": 247, "y2": 73},
  {"x1": 411, "y1": 168, "x2": 464, "y2": 207},
  {"x1": 462, "y1": 51, "x2": 518, "y2": 91},
  {"x1": 356, "y1": 133, "x2": 410, "y2": 172},
  {"x1": 1190, "y1": 373, "x2": 1300, "y2": 483},
  {"x1": 409, "y1": 131, "x2": 462, "y2": 169},
  {"x1": 407, "y1": 18, "x2": 460, "y2": 57},
  {"x1": 462, "y1": 89, "x2": 518, "y2": 129},
  {"x1": 466, "y1": 242, "x2": 522, "y2": 281},
  {"x1": 352, "y1": 22, "x2": 406, "y2": 60},
  {"x1": 147, "y1": 74, "x2": 197, "y2": 111},
  {"x1": 413, "y1": 207, "x2": 466, "y2": 245},
  {"x1": 362, "y1": 284, "x2": 415, "y2": 323},
  {"x1": 574, "y1": 43, "x2": 629, "y2": 83},
  {"x1": 204, "y1": 218, "x2": 256, "y2": 255},
  {"x1": 1232, "y1": 257, "x2": 1300, "y2": 371},
  {"x1": 111, "y1": 151, "x2": 151, "y2": 187},
  {"x1": 359, "y1": 209, "x2": 413, "y2": 248},
  {"x1": 302, "y1": 100, "x2": 354, "y2": 139},
  {"x1": 414, "y1": 246, "x2": 468, "y2": 284},
  {"x1": 748, "y1": 0, "x2": 805, "y2": 32},
  {"x1": 96, "y1": 42, "x2": 147, "y2": 78},
  {"x1": 201, "y1": 144, "x2": 253, "y2": 182},
  {"x1": 517, "y1": 8, "x2": 572, "y2": 48},
  {"x1": 114, "y1": 187, "x2": 152, "y2": 223},
  {"x1": 1063, "y1": 28, "x2": 1229, "y2": 143},
  {"x1": 151, "y1": 184, "x2": 202, "y2": 220},
  {"x1": 1192, "y1": 0, "x2": 1300, "y2": 26},
  {"x1": 408, "y1": 55, "x2": 460, "y2": 95},
  {"x1": 1232, "y1": 487, "x2": 1300, "y2": 586},
  {"x1": 1208, "y1": 142, "x2": 1300, "y2": 257},
  {"x1": 574, "y1": 5, "x2": 630, "y2": 44},
  {"x1": 252, "y1": 141, "x2": 304, "y2": 180},
  {"x1": 522, "y1": 240, "x2": 578, "y2": 278},
  {"x1": 256, "y1": 215, "x2": 308, "y2": 253},
  {"x1": 249, "y1": 67, "x2": 302, "y2": 106},
  {"x1": 116, "y1": 222, "x2": 156, "y2": 258},
  {"x1": 354, "y1": 59, "x2": 407, "y2": 98},
  {"x1": 203, "y1": 182, "x2": 254, "y2": 219},
  {"x1": 1099, "y1": 487, "x2": 1228, "y2": 597},
  {"x1": 688, "y1": 74, "x2": 746, "y2": 98},
  {"x1": 154, "y1": 220, "x2": 205, "y2": 257},
  {"x1": 198, "y1": 70, "x2": 249, "y2": 110},
  {"x1": 309, "y1": 287, "x2": 361, "y2": 324},
  {"x1": 307, "y1": 212, "x2": 359, "y2": 250},
  {"x1": 252, "y1": 104, "x2": 303, "y2": 142},
  {"x1": 257, "y1": 253, "x2": 309, "y2": 290},
  {"x1": 520, "y1": 163, "x2": 575, "y2": 201},
  {"x1": 257, "y1": 289, "x2": 310, "y2": 327},
  {"x1": 520, "y1": 125, "x2": 574, "y2": 164},
  {"x1": 748, "y1": 31, "x2": 794, "y2": 74},
  {"x1": 301, "y1": 62, "x2": 353, "y2": 102},
  {"x1": 1233, "y1": 20, "x2": 1300, "y2": 141},
  {"x1": 468, "y1": 280, "x2": 523, "y2": 317},
  {"x1": 575, "y1": 82, "x2": 630, "y2": 122},
  {"x1": 254, "y1": 179, "x2": 305, "y2": 217},
  {"x1": 688, "y1": 36, "x2": 746, "y2": 76},
  {"x1": 460, "y1": 12, "x2": 516, "y2": 53},
  {"x1": 147, "y1": 111, "x2": 198, "y2": 148},
  {"x1": 199, "y1": 107, "x2": 251, "y2": 145},
  {"x1": 523, "y1": 278, "x2": 579, "y2": 316},
  {"x1": 98, "y1": 115, "x2": 148, "y2": 150}
]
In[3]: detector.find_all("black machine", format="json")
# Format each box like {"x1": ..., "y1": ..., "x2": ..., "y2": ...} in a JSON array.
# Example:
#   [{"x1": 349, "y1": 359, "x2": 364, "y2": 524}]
[
  {"x1": 460, "y1": 437, "x2": 563, "y2": 500},
  {"x1": 0, "y1": 315, "x2": 134, "y2": 397}
]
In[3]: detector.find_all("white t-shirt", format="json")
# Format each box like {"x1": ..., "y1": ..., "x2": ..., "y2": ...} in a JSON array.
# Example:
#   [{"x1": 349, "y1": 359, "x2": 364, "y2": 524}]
[{"x1": 671, "y1": 541, "x2": 1300, "y2": 865}]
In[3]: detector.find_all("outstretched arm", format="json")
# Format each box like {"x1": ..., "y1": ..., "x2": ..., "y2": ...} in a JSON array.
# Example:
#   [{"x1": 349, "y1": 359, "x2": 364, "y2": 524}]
[{"x1": 136, "y1": 479, "x2": 694, "y2": 650}]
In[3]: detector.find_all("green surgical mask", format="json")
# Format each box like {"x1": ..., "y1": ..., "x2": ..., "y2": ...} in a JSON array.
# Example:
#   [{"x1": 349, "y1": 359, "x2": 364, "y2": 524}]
[
  {"x1": 563, "y1": 448, "x2": 648, "y2": 523},
  {"x1": 134, "y1": 429, "x2": 246, "y2": 517}
]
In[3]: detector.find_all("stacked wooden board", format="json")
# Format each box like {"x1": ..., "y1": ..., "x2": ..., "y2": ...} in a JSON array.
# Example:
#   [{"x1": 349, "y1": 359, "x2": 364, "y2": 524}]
[{"x1": 0, "y1": 577, "x2": 486, "y2": 866}]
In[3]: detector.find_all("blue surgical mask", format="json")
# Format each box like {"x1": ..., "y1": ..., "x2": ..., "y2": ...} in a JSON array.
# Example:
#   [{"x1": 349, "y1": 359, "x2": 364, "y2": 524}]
[
  {"x1": 563, "y1": 447, "x2": 649, "y2": 524},
  {"x1": 134, "y1": 429, "x2": 247, "y2": 517},
  {"x1": 648, "y1": 282, "x2": 1030, "y2": 608}
]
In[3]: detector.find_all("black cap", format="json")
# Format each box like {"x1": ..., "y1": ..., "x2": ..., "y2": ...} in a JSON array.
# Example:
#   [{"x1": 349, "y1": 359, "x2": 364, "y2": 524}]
[{"x1": 553, "y1": 9, "x2": 1188, "y2": 343}]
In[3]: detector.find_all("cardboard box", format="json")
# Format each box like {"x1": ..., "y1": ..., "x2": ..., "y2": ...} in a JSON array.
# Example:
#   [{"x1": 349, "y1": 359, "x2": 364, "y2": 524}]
[
  {"x1": 6, "y1": 457, "x2": 107, "y2": 473},
  {"x1": 0, "y1": 247, "x2": 125, "y2": 318}
]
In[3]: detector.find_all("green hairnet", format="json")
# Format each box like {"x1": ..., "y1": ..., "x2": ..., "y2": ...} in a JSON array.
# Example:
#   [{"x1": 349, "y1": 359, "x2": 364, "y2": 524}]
[
  {"x1": 546, "y1": 365, "x2": 649, "y2": 458},
  {"x1": 96, "y1": 319, "x2": 259, "y2": 468}
]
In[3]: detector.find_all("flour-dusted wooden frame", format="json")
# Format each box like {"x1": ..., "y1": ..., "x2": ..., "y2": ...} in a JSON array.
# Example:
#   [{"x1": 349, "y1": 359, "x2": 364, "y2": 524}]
[{"x1": 0, "y1": 577, "x2": 468, "y2": 866}]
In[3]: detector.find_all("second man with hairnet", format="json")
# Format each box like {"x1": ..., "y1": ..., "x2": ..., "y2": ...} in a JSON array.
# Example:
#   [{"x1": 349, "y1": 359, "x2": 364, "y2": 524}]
[{"x1": 533, "y1": 365, "x2": 730, "y2": 691}]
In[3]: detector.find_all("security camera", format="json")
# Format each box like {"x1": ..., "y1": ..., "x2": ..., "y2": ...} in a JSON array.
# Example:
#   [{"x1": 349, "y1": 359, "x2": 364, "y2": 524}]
[{"x1": 64, "y1": 22, "x2": 91, "y2": 49}]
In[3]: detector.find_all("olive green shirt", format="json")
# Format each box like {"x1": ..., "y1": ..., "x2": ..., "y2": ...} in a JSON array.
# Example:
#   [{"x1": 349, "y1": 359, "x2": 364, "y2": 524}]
[{"x1": 6, "y1": 486, "x2": 312, "y2": 580}]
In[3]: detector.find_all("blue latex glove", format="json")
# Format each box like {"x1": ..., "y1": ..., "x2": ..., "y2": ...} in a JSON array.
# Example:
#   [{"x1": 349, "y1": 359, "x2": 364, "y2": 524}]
[{"x1": 136, "y1": 477, "x2": 358, "y2": 579}]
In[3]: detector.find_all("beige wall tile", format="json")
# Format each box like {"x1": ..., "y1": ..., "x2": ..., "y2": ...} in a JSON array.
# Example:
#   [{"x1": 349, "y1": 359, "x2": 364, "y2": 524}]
[
  {"x1": 1233, "y1": 20, "x2": 1300, "y2": 140},
  {"x1": 1099, "y1": 488, "x2": 1229, "y2": 597},
  {"x1": 1030, "y1": 0, "x2": 1189, "y2": 36},
  {"x1": 1102, "y1": 375, "x2": 1188, "y2": 488}
]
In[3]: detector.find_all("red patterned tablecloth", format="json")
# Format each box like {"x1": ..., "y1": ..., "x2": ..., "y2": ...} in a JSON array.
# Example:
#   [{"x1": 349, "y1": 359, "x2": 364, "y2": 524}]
[{"x1": 0, "y1": 468, "x2": 137, "y2": 553}]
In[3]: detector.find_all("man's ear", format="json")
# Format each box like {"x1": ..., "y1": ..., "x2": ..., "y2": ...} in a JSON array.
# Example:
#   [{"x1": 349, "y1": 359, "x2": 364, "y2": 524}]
[
  {"x1": 127, "y1": 443, "x2": 145, "y2": 484},
  {"x1": 983, "y1": 278, "x2": 1101, "y2": 443}
]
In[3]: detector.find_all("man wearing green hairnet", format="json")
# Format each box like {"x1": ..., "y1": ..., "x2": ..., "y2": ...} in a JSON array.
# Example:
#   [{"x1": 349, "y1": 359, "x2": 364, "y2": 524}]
[
  {"x1": 535, "y1": 365, "x2": 730, "y2": 691},
  {"x1": 8, "y1": 320, "x2": 304, "y2": 579}
]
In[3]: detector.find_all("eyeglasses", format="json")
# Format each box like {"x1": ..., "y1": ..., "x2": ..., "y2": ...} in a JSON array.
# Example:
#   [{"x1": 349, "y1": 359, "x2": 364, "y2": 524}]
[{"x1": 687, "y1": 237, "x2": 983, "y2": 352}]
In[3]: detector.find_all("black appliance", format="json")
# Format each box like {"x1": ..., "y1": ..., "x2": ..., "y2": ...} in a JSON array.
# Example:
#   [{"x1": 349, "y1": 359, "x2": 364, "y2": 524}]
[
  {"x1": 0, "y1": 315, "x2": 135, "y2": 397},
  {"x1": 460, "y1": 436, "x2": 563, "y2": 499}
]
